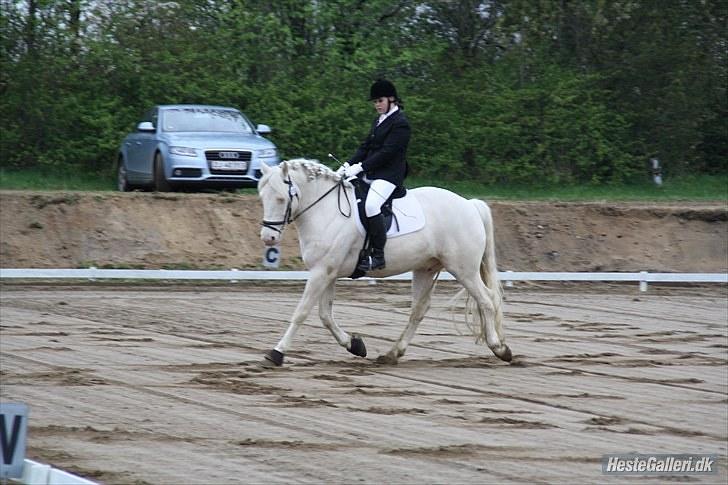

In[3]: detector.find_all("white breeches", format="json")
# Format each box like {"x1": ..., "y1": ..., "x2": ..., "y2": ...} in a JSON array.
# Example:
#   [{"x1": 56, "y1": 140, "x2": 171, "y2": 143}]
[{"x1": 364, "y1": 179, "x2": 396, "y2": 217}]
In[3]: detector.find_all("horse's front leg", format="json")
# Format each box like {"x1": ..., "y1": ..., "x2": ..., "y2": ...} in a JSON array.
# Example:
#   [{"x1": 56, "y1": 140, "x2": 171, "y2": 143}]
[
  {"x1": 318, "y1": 280, "x2": 367, "y2": 358},
  {"x1": 263, "y1": 267, "x2": 336, "y2": 367}
]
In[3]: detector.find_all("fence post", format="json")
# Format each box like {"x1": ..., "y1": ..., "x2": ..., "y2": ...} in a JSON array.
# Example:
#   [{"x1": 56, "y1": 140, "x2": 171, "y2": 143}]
[
  {"x1": 639, "y1": 271, "x2": 648, "y2": 292},
  {"x1": 505, "y1": 270, "x2": 514, "y2": 288}
]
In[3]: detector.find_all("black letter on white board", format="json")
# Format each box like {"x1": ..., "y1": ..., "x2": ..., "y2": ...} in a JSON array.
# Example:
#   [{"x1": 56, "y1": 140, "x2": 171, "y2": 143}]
[
  {"x1": 0, "y1": 415, "x2": 23, "y2": 464},
  {"x1": 266, "y1": 247, "x2": 279, "y2": 263}
]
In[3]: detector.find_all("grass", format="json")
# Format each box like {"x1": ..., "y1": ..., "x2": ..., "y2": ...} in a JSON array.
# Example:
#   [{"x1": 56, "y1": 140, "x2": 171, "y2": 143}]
[
  {"x1": 1, "y1": 167, "x2": 726, "y2": 201},
  {"x1": 407, "y1": 174, "x2": 728, "y2": 201},
  {"x1": 0, "y1": 167, "x2": 115, "y2": 191}
]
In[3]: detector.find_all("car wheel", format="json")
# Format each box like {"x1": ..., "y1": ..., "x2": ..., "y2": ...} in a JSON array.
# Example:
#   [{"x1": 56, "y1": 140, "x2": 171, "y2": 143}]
[
  {"x1": 154, "y1": 153, "x2": 172, "y2": 192},
  {"x1": 117, "y1": 159, "x2": 131, "y2": 192}
]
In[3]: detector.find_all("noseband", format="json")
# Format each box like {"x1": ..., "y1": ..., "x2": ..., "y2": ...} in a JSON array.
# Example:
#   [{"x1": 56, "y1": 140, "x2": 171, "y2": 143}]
[{"x1": 261, "y1": 174, "x2": 350, "y2": 234}]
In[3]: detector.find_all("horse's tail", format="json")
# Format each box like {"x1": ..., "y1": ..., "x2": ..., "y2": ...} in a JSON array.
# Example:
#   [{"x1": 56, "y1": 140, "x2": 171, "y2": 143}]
[{"x1": 462, "y1": 199, "x2": 503, "y2": 343}]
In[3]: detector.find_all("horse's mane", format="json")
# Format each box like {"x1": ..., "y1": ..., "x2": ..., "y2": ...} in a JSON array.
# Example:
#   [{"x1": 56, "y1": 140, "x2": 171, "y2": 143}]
[{"x1": 284, "y1": 158, "x2": 340, "y2": 182}]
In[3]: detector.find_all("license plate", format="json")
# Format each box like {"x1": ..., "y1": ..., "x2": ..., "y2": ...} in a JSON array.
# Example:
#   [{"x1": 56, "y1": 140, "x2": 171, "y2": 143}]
[{"x1": 211, "y1": 160, "x2": 247, "y2": 171}]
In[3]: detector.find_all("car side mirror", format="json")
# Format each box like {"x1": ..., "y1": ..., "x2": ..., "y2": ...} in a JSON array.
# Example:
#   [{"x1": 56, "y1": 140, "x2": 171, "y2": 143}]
[
  {"x1": 256, "y1": 124, "x2": 272, "y2": 135},
  {"x1": 137, "y1": 121, "x2": 155, "y2": 132}
]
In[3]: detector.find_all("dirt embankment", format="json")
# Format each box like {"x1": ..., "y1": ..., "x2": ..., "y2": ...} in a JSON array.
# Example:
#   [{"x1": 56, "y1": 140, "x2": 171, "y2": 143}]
[{"x1": 0, "y1": 191, "x2": 726, "y2": 272}]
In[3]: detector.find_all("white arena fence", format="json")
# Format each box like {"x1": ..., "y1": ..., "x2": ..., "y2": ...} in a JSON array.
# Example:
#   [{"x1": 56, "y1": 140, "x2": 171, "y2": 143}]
[
  {"x1": 10, "y1": 459, "x2": 97, "y2": 485},
  {"x1": 1, "y1": 268, "x2": 726, "y2": 292}
]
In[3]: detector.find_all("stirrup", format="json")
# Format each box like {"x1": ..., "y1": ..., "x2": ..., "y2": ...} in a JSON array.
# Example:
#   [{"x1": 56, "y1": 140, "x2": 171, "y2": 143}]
[
  {"x1": 357, "y1": 253, "x2": 385, "y2": 272},
  {"x1": 356, "y1": 253, "x2": 372, "y2": 272},
  {"x1": 369, "y1": 255, "x2": 385, "y2": 270}
]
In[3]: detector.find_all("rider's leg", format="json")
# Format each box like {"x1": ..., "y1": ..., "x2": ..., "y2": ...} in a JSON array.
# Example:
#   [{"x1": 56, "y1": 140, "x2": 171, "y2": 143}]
[
  {"x1": 366, "y1": 213, "x2": 386, "y2": 270},
  {"x1": 358, "y1": 179, "x2": 396, "y2": 271}
]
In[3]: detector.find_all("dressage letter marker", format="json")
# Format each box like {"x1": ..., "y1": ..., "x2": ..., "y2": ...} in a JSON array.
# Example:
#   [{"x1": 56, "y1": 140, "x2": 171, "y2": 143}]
[
  {"x1": 263, "y1": 245, "x2": 280, "y2": 268},
  {"x1": 0, "y1": 402, "x2": 29, "y2": 479}
]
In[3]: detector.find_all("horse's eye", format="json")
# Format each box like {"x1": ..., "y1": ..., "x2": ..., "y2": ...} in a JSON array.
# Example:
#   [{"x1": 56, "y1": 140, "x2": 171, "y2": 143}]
[{"x1": 276, "y1": 197, "x2": 285, "y2": 204}]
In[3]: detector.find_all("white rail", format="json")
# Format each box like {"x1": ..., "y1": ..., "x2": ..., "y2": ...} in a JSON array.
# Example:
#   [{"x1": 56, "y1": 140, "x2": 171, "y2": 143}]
[
  {"x1": 11, "y1": 459, "x2": 97, "y2": 485},
  {"x1": 1, "y1": 268, "x2": 726, "y2": 291}
]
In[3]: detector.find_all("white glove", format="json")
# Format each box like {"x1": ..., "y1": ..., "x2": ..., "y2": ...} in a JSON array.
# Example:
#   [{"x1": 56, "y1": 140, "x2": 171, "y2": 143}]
[
  {"x1": 335, "y1": 162, "x2": 350, "y2": 176},
  {"x1": 344, "y1": 163, "x2": 363, "y2": 178}
]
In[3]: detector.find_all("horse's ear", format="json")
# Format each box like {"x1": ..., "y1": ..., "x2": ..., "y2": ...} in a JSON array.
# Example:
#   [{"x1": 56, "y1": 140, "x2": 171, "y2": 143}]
[
  {"x1": 280, "y1": 161, "x2": 289, "y2": 178},
  {"x1": 260, "y1": 163, "x2": 272, "y2": 175}
]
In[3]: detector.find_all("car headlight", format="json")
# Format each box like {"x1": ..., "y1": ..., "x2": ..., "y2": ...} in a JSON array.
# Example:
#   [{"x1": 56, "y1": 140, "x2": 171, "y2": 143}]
[
  {"x1": 258, "y1": 148, "x2": 277, "y2": 158},
  {"x1": 169, "y1": 146, "x2": 197, "y2": 157}
]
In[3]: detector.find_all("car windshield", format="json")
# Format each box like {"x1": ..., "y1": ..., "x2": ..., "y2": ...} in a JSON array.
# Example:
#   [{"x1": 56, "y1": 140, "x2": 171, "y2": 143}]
[{"x1": 161, "y1": 108, "x2": 254, "y2": 133}]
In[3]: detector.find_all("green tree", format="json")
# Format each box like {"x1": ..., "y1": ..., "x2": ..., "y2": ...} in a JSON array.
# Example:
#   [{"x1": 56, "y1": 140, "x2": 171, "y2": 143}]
[{"x1": 0, "y1": 0, "x2": 724, "y2": 185}]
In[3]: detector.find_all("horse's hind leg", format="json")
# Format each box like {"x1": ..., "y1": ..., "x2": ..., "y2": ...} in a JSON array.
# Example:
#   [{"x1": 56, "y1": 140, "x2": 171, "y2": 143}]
[
  {"x1": 457, "y1": 271, "x2": 511, "y2": 361},
  {"x1": 318, "y1": 281, "x2": 366, "y2": 358},
  {"x1": 377, "y1": 269, "x2": 438, "y2": 365}
]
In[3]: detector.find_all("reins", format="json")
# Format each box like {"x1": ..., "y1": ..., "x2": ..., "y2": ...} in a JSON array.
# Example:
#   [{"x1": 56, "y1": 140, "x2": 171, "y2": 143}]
[{"x1": 261, "y1": 174, "x2": 352, "y2": 234}]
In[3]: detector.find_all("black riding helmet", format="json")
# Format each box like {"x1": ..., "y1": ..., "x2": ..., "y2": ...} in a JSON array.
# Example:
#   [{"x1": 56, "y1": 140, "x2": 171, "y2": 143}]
[{"x1": 369, "y1": 79, "x2": 398, "y2": 100}]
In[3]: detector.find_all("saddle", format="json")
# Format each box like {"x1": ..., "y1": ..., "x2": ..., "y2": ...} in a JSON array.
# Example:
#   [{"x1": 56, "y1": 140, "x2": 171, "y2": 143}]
[{"x1": 351, "y1": 178, "x2": 407, "y2": 234}]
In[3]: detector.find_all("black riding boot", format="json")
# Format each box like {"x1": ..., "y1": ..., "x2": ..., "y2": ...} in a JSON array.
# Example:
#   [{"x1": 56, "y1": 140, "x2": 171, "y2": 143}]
[{"x1": 357, "y1": 213, "x2": 387, "y2": 271}]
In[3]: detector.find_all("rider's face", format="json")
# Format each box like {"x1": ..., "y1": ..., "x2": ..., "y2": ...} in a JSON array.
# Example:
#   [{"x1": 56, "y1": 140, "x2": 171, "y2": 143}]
[{"x1": 373, "y1": 97, "x2": 390, "y2": 114}]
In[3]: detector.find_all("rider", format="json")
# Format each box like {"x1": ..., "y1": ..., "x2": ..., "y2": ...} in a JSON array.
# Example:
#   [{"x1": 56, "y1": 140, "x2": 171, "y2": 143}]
[{"x1": 340, "y1": 79, "x2": 411, "y2": 271}]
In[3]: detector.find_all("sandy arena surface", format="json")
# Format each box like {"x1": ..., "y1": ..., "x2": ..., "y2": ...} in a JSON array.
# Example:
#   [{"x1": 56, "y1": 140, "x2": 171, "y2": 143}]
[{"x1": 1, "y1": 282, "x2": 726, "y2": 484}]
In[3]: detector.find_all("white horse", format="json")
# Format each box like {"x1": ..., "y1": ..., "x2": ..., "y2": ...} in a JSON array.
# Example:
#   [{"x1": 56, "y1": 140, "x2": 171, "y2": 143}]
[{"x1": 258, "y1": 159, "x2": 511, "y2": 366}]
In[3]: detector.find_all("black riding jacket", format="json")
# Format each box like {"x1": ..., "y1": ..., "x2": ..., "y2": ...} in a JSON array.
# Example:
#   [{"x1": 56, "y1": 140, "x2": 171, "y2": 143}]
[{"x1": 349, "y1": 109, "x2": 410, "y2": 187}]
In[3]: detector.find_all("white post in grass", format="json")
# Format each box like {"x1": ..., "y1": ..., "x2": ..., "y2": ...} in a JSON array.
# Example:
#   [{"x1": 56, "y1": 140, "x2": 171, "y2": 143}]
[{"x1": 651, "y1": 158, "x2": 662, "y2": 186}]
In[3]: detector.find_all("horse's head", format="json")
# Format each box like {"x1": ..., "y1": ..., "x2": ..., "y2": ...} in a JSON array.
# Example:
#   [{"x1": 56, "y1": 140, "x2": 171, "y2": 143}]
[
  {"x1": 258, "y1": 161, "x2": 300, "y2": 246},
  {"x1": 258, "y1": 158, "x2": 343, "y2": 246}
]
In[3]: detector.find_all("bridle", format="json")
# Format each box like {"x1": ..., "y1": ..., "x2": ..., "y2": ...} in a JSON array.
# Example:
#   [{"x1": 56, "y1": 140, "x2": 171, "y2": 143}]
[
  {"x1": 261, "y1": 173, "x2": 351, "y2": 234},
  {"x1": 261, "y1": 175, "x2": 298, "y2": 233}
]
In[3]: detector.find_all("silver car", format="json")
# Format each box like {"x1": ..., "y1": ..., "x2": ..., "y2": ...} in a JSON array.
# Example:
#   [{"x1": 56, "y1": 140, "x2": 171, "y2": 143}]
[{"x1": 117, "y1": 104, "x2": 280, "y2": 191}]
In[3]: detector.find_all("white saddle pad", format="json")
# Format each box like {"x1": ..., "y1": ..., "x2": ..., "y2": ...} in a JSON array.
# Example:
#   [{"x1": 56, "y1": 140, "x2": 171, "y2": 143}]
[{"x1": 354, "y1": 190, "x2": 426, "y2": 238}]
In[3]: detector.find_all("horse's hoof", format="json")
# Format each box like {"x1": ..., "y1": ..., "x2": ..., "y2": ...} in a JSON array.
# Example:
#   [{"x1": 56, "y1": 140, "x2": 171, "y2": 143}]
[
  {"x1": 496, "y1": 345, "x2": 513, "y2": 362},
  {"x1": 375, "y1": 353, "x2": 399, "y2": 365},
  {"x1": 262, "y1": 349, "x2": 284, "y2": 367},
  {"x1": 348, "y1": 336, "x2": 367, "y2": 358}
]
